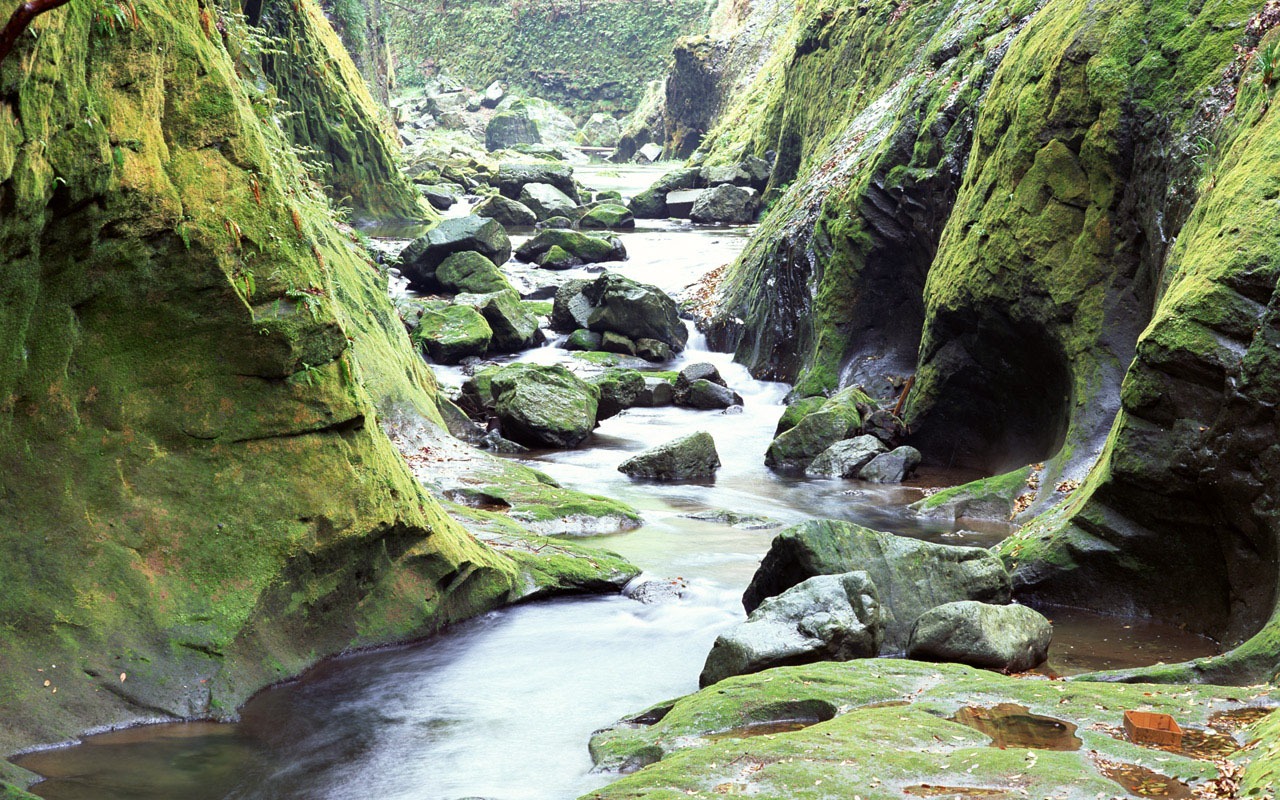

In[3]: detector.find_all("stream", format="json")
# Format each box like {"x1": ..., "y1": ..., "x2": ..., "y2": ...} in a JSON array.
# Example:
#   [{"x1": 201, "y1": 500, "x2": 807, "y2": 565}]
[{"x1": 12, "y1": 164, "x2": 1220, "y2": 800}]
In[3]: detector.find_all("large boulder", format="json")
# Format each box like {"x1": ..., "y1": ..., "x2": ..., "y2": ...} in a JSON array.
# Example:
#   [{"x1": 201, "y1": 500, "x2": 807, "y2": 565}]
[
  {"x1": 435, "y1": 251, "x2": 515, "y2": 295},
  {"x1": 516, "y1": 229, "x2": 626, "y2": 267},
  {"x1": 519, "y1": 182, "x2": 579, "y2": 222},
  {"x1": 907, "y1": 601, "x2": 1053, "y2": 673},
  {"x1": 618, "y1": 432, "x2": 720, "y2": 480},
  {"x1": 628, "y1": 188, "x2": 667, "y2": 219},
  {"x1": 398, "y1": 216, "x2": 512, "y2": 291},
  {"x1": 493, "y1": 162, "x2": 579, "y2": 202},
  {"x1": 453, "y1": 289, "x2": 544, "y2": 352},
  {"x1": 806, "y1": 435, "x2": 889, "y2": 478},
  {"x1": 490, "y1": 364, "x2": 599, "y2": 448},
  {"x1": 743, "y1": 520, "x2": 1012, "y2": 652},
  {"x1": 413, "y1": 305, "x2": 492, "y2": 364},
  {"x1": 472, "y1": 194, "x2": 538, "y2": 228},
  {"x1": 859, "y1": 446, "x2": 923, "y2": 483},
  {"x1": 765, "y1": 409, "x2": 860, "y2": 470},
  {"x1": 700, "y1": 572, "x2": 882, "y2": 686},
  {"x1": 551, "y1": 279, "x2": 594, "y2": 331},
  {"x1": 485, "y1": 97, "x2": 578, "y2": 151},
  {"x1": 579, "y1": 112, "x2": 622, "y2": 147},
  {"x1": 690, "y1": 184, "x2": 759, "y2": 224},
  {"x1": 584, "y1": 272, "x2": 688, "y2": 350},
  {"x1": 678, "y1": 380, "x2": 742, "y2": 410}
]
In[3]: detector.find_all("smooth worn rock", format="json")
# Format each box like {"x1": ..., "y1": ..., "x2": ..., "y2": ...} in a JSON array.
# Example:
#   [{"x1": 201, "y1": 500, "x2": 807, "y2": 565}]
[
  {"x1": 635, "y1": 378, "x2": 675, "y2": 407},
  {"x1": 490, "y1": 364, "x2": 599, "y2": 448},
  {"x1": 473, "y1": 194, "x2": 538, "y2": 227},
  {"x1": 690, "y1": 184, "x2": 759, "y2": 224},
  {"x1": 481, "y1": 80, "x2": 505, "y2": 108},
  {"x1": 420, "y1": 184, "x2": 457, "y2": 211},
  {"x1": 517, "y1": 229, "x2": 627, "y2": 267},
  {"x1": 564, "y1": 328, "x2": 603, "y2": 351},
  {"x1": 635, "y1": 142, "x2": 663, "y2": 162},
  {"x1": 634, "y1": 338, "x2": 674, "y2": 362},
  {"x1": 453, "y1": 289, "x2": 545, "y2": 352},
  {"x1": 700, "y1": 572, "x2": 882, "y2": 686},
  {"x1": 591, "y1": 368, "x2": 647, "y2": 419},
  {"x1": 678, "y1": 379, "x2": 743, "y2": 410},
  {"x1": 859, "y1": 446, "x2": 922, "y2": 483},
  {"x1": 806, "y1": 435, "x2": 889, "y2": 478},
  {"x1": 619, "y1": 431, "x2": 721, "y2": 480},
  {"x1": 493, "y1": 162, "x2": 579, "y2": 202},
  {"x1": 765, "y1": 409, "x2": 860, "y2": 470},
  {"x1": 579, "y1": 204, "x2": 636, "y2": 230},
  {"x1": 743, "y1": 519, "x2": 1012, "y2": 652},
  {"x1": 519, "y1": 182, "x2": 579, "y2": 221},
  {"x1": 399, "y1": 216, "x2": 512, "y2": 290},
  {"x1": 624, "y1": 578, "x2": 691, "y2": 604},
  {"x1": 601, "y1": 331, "x2": 637, "y2": 356},
  {"x1": 908, "y1": 601, "x2": 1053, "y2": 673},
  {"x1": 539, "y1": 215, "x2": 575, "y2": 229},
  {"x1": 674, "y1": 362, "x2": 726, "y2": 399},
  {"x1": 436, "y1": 251, "x2": 515, "y2": 295},
  {"x1": 413, "y1": 305, "x2": 492, "y2": 364},
  {"x1": 584, "y1": 273, "x2": 687, "y2": 350}
]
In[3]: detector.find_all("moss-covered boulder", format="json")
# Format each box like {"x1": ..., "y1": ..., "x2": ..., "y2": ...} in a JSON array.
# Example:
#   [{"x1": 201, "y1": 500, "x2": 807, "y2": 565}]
[
  {"x1": 484, "y1": 97, "x2": 578, "y2": 151},
  {"x1": 453, "y1": 289, "x2": 544, "y2": 352},
  {"x1": 516, "y1": 229, "x2": 627, "y2": 266},
  {"x1": 618, "y1": 431, "x2": 721, "y2": 480},
  {"x1": 564, "y1": 328, "x2": 603, "y2": 352},
  {"x1": 590, "y1": 368, "x2": 647, "y2": 419},
  {"x1": 435, "y1": 251, "x2": 515, "y2": 295},
  {"x1": 744, "y1": 520, "x2": 1011, "y2": 652},
  {"x1": 473, "y1": 194, "x2": 538, "y2": 228},
  {"x1": 764, "y1": 388, "x2": 871, "y2": 470},
  {"x1": 399, "y1": 215, "x2": 512, "y2": 290},
  {"x1": 518, "y1": 182, "x2": 579, "y2": 221},
  {"x1": 493, "y1": 162, "x2": 580, "y2": 202},
  {"x1": 627, "y1": 187, "x2": 668, "y2": 219},
  {"x1": 700, "y1": 572, "x2": 881, "y2": 686},
  {"x1": 490, "y1": 364, "x2": 600, "y2": 448},
  {"x1": 584, "y1": 272, "x2": 686, "y2": 349},
  {"x1": 580, "y1": 203, "x2": 636, "y2": 230},
  {"x1": 413, "y1": 305, "x2": 493, "y2": 363}
]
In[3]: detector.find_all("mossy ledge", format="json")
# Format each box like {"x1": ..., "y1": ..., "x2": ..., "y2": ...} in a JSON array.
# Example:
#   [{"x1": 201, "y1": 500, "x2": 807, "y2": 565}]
[{"x1": 0, "y1": 0, "x2": 629, "y2": 778}]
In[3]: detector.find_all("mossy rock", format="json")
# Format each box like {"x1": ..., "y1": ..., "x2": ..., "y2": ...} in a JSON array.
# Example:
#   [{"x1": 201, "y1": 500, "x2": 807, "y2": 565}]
[
  {"x1": 436, "y1": 250, "x2": 516, "y2": 295},
  {"x1": 579, "y1": 203, "x2": 636, "y2": 230},
  {"x1": 590, "y1": 368, "x2": 647, "y2": 419},
  {"x1": 413, "y1": 305, "x2": 493, "y2": 363},
  {"x1": 490, "y1": 364, "x2": 600, "y2": 448},
  {"x1": 453, "y1": 289, "x2": 544, "y2": 352},
  {"x1": 565, "y1": 328, "x2": 603, "y2": 352},
  {"x1": 473, "y1": 193, "x2": 538, "y2": 228},
  {"x1": 515, "y1": 228, "x2": 626, "y2": 265},
  {"x1": 399, "y1": 215, "x2": 513, "y2": 290}
]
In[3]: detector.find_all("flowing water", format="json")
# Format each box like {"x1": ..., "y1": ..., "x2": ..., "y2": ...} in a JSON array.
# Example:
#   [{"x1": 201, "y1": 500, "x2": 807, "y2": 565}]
[{"x1": 12, "y1": 164, "x2": 1220, "y2": 800}]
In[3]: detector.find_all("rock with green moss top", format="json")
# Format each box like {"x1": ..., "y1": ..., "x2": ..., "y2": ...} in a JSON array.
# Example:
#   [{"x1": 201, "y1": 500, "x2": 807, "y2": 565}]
[
  {"x1": 551, "y1": 279, "x2": 594, "y2": 331},
  {"x1": 700, "y1": 571, "x2": 881, "y2": 686},
  {"x1": 765, "y1": 409, "x2": 859, "y2": 470},
  {"x1": 744, "y1": 520, "x2": 1011, "y2": 652},
  {"x1": 473, "y1": 194, "x2": 538, "y2": 227},
  {"x1": 420, "y1": 184, "x2": 458, "y2": 211},
  {"x1": 436, "y1": 251, "x2": 515, "y2": 295},
  {"x1": 907, "y1": 600, "x2": 1052, "y2": 673},
  {"x1": 913, "y1": 467, "x2": 1032, "y2": 521},
  {"x1": 564, "y1": 328, "x2": 602, "y2": 351},
  {"x1": 453, "y1": 289, "x2": 545, "y2": 353},
  {"x1": 490, "y1": 364, "x2": 599, "y2": 448},
  {"x1": 618, "y1": 431, "x2": 721, "y2": 480},
  {"x1": 627, "y1": 187, "x2": 668, "y2": 218},
  {"x1": 485, "y1": 97, "x2": 578, "y2": 151},
  {"x1": 537, "y1": 244, "x2": 579, "y2": 269},
  {"x1": 591, "y1": 368, "x2": 647, "y2": 419},
  {"x1": 588, "y1": 659, "x2": 1263, "y2": 797},
  {"x1": 584, "y1": 272, "x2": 686, "y2": 349},
  {"x1": 600, "y1": 331, "x2": 636, "y2": 356},
  {"x1": 806, "y1": 435, "x2": 888, "y2": 478},
  {"x1": 635, "y1": 338, "x2": 674, "y2": 362},
  {"x1": 580, "y1": 203, "x2": 636, "y2": 230},
  {"x1": 413, "y1": 305, "x2": 493, "y2": 364},
  {"x1": 518, "y1": 183, "x2": 579, "y2": 221},
  {"x1": 859, "y1": 446, "x2": 922, "y2": 483},
  {"x1": 516, "y1": 229, "x2": 627, "y2": 265},
  {"x1": 595, "y1": 189, "x2": 623, "y2": 203},
  {"x1": 399, "y1": 215, "x2": 512, "y2": 290},
  {"x1": 579, "y1": 112, "x2": 622, "y2": 147},
  {"x1": 456, "y1": 365, "x2": 503, "y2": 417},
  {"x1": 774, "y1": 396, "x2": 828, "y2": 436},
  {"x1": 540, "y1": 215, "x2": 575, "y2": 229}
]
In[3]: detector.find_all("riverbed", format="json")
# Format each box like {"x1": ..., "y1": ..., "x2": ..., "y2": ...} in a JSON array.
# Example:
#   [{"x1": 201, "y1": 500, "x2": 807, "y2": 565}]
[{"x1": 13, "y1": 163, "x2": 1219, "y2": 800}]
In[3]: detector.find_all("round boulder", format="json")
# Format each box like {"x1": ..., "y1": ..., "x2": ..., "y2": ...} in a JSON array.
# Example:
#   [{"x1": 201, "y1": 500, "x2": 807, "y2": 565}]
[
  {"x1": 583, "y1": 272, "x2": 687, "y2": 350},
  {"x1": 436, "y1": 251, "x2": 515, "y2": 295},
  {"x1": 689, "y1": 184, "x2": 760, "y2": 224},
  {"x1": 618, "y1": 432, "x2": 720, "y2": 480},
  {"x1": 907, "y1": 601, "x2": 1053, "y2": 673},
  {"x1": 490, "y1": 364, "x2": 599, "y2": 448},
  {"x1": 473, "y1": 194, "x2": 538, "y2": 228},
  {"x1": 518, "y1": 182, "x2": 579, "y2": 221},
  {"x1": 805, "y1": 435, "x2": 889, "y2": 478},
  {"x1": 579, "y1": 204, "x2": 636, "y2": 230},
  {"x1": 398, "y1": 216, "x2": 512, "y2": 291}
]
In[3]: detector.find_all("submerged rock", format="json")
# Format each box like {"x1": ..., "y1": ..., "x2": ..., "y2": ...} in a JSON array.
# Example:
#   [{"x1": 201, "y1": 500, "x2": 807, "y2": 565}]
[
  {"x1": 618, "y1": 431, "x2": 721, "y2": 480},
  {"x1": 743, "y1": 520, "x2": 1012, "y2": 652},
  {"x1": 700, "y1": 572, "x2": 882, "y2": 686},
  {"x1": 490, "y1": 364, "x2": 599, "y2": 448},
  {"x1": 907, "y1": 601, "x2": 1053, "y2": 673}
]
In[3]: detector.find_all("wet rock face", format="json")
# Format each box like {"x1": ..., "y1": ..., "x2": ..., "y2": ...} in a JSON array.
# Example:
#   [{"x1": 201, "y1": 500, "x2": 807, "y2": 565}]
[
  {"x1": 907, "y1": 601, "x2": 1053, "y2": 673},
  {"x1": 664, "y1": 36, "x2": 727, "y2": 158},
  {"x1": 516, "y1": 230, "x2": 626, "y2": 268},
  {"x1": 858, "y1": 446, "x2": 922, "y2": 483},
  {"x1": 743, "y1": 520, "x2": 1011, "y2": 652},
  {"x1": 493, "y1": 163, "x2": 580, "y2": 203},
  {"x1": 618, "y1": 431, "x2": 721, "y2": 480},
  {"x1": 700, "y1": 572, "x2": 882, "y2": 686}
]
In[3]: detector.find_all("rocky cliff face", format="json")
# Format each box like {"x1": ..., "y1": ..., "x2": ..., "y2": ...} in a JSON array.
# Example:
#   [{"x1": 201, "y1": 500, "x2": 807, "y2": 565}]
[
  {"x1": 694, "y1": 0, "x2": 1280, "y2": 679},
  {"x1": 0, "y1": 0, "x2": 513, "y2": 764}
]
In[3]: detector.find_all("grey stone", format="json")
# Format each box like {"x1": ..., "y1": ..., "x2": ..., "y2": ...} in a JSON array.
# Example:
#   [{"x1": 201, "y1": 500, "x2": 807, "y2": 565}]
[
  {"x1": 805, "y1": 435, "x2": 889, "y2": 478},
  {"x1": 858, "y1": 446, "x2": 923, "y2": 483},
  {"x1": 473, "y1": 194, "x2": 538, "y2": 228},
  {"x1": 519, "y1": 182, "x2": 579, "y2": 221},
  {"x1": 665, "y1": 188, "x2": 706, "y2": 217},
  {"x1": 690, "y1": 184, "x2": 759, "y2": 224},
  {"x1": 619, "y1": 431, "x2": 720, "y2": 480},
  {"x1": 908, "y1": 601, "x2": 1053, "y2": 673},
  {"x1": 398, "y1": 216, "x2": 512, "y2": 291}
]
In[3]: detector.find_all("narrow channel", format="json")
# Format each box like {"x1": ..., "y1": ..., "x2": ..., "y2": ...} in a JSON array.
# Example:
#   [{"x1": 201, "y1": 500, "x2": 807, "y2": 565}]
[{"x1": 14, "y1": 164, "x2": 1218, "y2": 800}]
